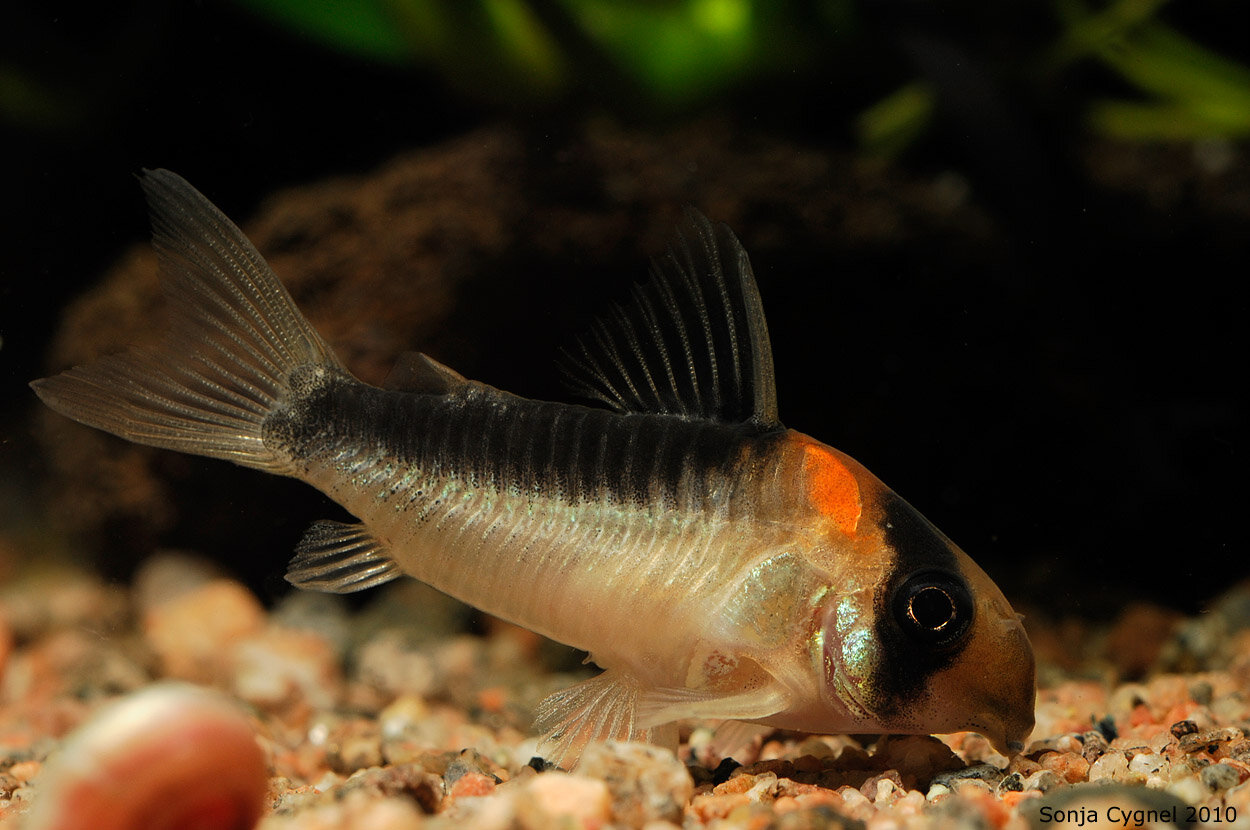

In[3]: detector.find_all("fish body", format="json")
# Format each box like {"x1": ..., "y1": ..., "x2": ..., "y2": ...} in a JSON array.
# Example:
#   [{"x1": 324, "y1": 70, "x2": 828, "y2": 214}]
[{"x1": 33, "y1": 170, "x2": 1035, "y2": 764}]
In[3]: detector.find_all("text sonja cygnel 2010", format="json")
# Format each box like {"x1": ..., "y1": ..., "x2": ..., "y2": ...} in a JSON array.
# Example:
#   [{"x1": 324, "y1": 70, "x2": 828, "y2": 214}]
[{"x1": 1036, "y1": 803, "x2": 1236, "y2": 826}]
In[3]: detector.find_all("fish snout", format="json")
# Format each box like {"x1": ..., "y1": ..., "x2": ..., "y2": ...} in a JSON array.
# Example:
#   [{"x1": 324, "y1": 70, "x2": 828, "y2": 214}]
[
  {"x1": 965, "y1": 612, "x2": 1037, "y2": 753},
  {"x1": 996, "y1": 619, "x2": 1037, "y2": 749},
  {"x1": 917, "y1": 597, "x2": 1036, "y2": 753}
]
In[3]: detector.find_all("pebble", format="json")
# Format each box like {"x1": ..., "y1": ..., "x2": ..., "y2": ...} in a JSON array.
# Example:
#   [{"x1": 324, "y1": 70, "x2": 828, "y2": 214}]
[
  {"x1": 932, "y1": 763, "x2": 1004, "y2": 790},
  {"x1": 231, "y1": 627, "x2": 343, "y2": 712},
  {"x1": 338, "y1": 763, "x2": 445, "y2": 813},
  {"x1": 1040, "y1": 750, "x2": 1090, "y2": 784},
  {"x1": 1200, "y1": 761, "x2": 1242, "y2": 790},
  {"x1": 448, "y1": 771, "x2": 498, "y2": 799},
  {"x1": 376, "y1": 694, "x2": 434, "y2": 748},
  {"x1": 832, "y1": 786, "x2": 872, "y2": 821},
  {"x1": 1179, "y1": 725, "x2": 1244, "y2": 754},
  {"x1": 515, "y1": 771, "x2": 611, "y2": 830},
  {"x1": 22, "y1": 684, "x2": 268, "y2": 830},
  {"x1": 1127, "y1": 752, "x2": 1166, "y2": 777},
  {"x1": 142, "y1": 579, "x2": 266, "y2": 682},
  {"x1": 256, "y1": 792, "x2": 425, "y2": 830},
  {"x1": 7, "y1": 548, "x2": 1250, "y2": 829},
  {"x1": 996, "y1": 772, "x2": 1024, "y2": 794},
  {"x1": 1169, "y1": 719, "x2": 1199, "y2": 739},
  {"x1": 355, "y1": 631, "x2": 439, "y2": 699},
  {"x1": 577, "y1": 741, "x2": 693, "y2": 826},
  {"x1": 324, "y1": 718, "x2": 384, "y2": 774},
  {"x1": 268, "y1": 591, "x2": 353, "y2": 659},
  {"x1": 0, "y1": 612, "x2": 14, "y2": 679},
  {"x1": 1078, "y1": 730, "x2": 1109, "y2": 763},
  {"x1": 132, "y1": 551, "x2": 222, "y2": 611},
  {"x1": 1168, "y1": 774, "x2": 1210, "y2": 806},
  {"x1": 0, "y1": 568, "x2": 129, "y2": 641},
  {"x1": 1023, "y1": 769, "x2": 1063, "y2": 793},
  {"x1": 436, "y1": 786, "x2": 517, "y2": 830},
  {"x1": 1087, "y1": 750, "x2": 1130, "y2": 783},
  {"x1": 7, "y1": 760, "x2": 40, "y2": 783}
]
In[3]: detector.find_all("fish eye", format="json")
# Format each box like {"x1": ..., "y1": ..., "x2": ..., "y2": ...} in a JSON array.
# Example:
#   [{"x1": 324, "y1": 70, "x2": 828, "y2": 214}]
[{"x1": 891, "y1": 570, "x2": 973, "y2": 647}]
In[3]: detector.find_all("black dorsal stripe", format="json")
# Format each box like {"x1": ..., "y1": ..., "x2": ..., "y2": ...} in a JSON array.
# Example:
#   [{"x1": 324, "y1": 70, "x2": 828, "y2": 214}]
[{"x1": 282, "y1": 374, "x2": 763, "y2": 514}]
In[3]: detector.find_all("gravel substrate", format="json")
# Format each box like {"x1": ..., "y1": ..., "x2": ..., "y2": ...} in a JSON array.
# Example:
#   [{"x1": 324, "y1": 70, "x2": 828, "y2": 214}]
[{"x1": 1, "y1": 545, "x2": 1247, "y2": 829}]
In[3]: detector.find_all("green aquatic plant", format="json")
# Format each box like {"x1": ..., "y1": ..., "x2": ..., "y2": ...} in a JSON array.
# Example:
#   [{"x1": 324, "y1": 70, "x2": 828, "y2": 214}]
[
  {"x1": 854, "y1": 81, "x2": 935, "y2": 160},
  {"x1": 233, "y1": 0, "x2": 1250, "y2": 142},
  {"x1": 4, "y1": 0, "x2": 1247, "y2": 145},
  {"x1": 854, "y1": 0, "x2": 1250, "y2": 155},
  {"x1": 1053, "y1": 0, "x2": 1250, "y2": 139},
  {"x1": 229, "y1": 0, "x2": 833, "y2": 105}
]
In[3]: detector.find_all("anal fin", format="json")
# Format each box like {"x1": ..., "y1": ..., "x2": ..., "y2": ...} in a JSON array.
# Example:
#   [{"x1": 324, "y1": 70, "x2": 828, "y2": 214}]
[{"x1": 285, "y1": 520, "x2": 402, "y2": 593}]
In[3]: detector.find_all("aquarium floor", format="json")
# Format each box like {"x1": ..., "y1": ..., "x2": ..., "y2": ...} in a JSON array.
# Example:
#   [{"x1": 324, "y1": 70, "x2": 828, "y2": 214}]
[{"x1": 1, "y1": 544, "x2": 1248, "y2": 830}]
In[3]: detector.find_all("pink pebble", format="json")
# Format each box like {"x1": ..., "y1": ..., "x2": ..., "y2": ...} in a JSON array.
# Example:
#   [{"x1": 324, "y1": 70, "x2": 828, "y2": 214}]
[{"x1": 25, "y1": 684, "x2": 268, "y2": 830}]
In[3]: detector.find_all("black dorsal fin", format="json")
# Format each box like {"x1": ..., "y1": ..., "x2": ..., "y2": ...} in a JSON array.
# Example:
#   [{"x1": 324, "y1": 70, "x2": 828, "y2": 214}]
[{"x1": 559, "y1": 208, "x2": 780, "y2": 429}]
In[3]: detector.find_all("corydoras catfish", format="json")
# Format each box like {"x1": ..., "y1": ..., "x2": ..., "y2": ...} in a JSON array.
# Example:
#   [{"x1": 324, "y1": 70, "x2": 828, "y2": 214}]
[{"x1": 33, "y1": 170, "x2": 1035, "y2": 765}]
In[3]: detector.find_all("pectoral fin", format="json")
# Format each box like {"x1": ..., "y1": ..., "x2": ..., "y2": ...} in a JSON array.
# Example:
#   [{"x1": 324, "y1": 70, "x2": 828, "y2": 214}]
[{"x1": 635, "y1": 682, "x2": 789, "y2": 729}]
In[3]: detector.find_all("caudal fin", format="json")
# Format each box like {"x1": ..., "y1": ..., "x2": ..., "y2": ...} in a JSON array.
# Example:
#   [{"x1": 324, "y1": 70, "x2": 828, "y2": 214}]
[{"x1": 31, "y1": 169, "x2": 343, "y2": 473}]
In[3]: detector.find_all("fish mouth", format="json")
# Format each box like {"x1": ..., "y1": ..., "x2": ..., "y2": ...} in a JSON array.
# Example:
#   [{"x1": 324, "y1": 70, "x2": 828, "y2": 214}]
[
  {"x1": 952, "y1": 667, "x2": 1035, "y2": 756},
  {"x1": 963, "y1": 714, "x2": 1028, "y2": 756}
]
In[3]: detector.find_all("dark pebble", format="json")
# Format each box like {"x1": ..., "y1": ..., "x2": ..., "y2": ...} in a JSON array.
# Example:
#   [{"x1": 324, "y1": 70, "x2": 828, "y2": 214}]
[
  {"x1": 1189, "y1": 681, "x2": 1214, "y2": 705},
  {"x1": 1024, "y1": 770, "x2": 1064, "y2": 793},
  {"x1": 932, "y1": 764, "x2": 1005, "y2": 788},
  {"x1": 1200, "y1": 762, "x2": 1241, "y2": 791},
  {"x1": 1171, "y1": 719, "x2": 1200, "y2": 739},
  {"x1": 1080, "y1": 730, "x2": 1109, "y2": 762},
  {"x1": 527, "y1": 756, "x2": 556, "y2": 773},
  {"x1": 711, "y1": 757, "x2": 742, "y2": 785},
  {"x1": 1180, "y1": 727, "x2": 1244, "y2": 754},
  {"x1": 1092, "y1": 714, "x2": 1118, "y2": 742},
  {"x1": 772, "y1": 805, "x2": 866, "y2": 830},
  {"x1": 997, "y1": 772, "x2": 1025, "y2": 793}
]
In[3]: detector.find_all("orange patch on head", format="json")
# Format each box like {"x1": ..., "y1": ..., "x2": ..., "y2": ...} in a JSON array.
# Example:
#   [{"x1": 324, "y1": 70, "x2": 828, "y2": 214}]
[{"x1": 801, "y1": 443, "x2": 862, "y2": 535}]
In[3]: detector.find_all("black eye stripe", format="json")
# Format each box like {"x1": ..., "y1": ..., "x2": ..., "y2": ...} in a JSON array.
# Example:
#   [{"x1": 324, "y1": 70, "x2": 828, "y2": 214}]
[{"x1": 865, "y1": 491, "x2": 980, "y2": 714}]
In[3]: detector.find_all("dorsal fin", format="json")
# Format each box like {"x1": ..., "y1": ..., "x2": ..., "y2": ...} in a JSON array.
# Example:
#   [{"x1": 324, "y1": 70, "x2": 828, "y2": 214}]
[{"x1": 559, "y1": 208, "x2": 781, "y2": 429}]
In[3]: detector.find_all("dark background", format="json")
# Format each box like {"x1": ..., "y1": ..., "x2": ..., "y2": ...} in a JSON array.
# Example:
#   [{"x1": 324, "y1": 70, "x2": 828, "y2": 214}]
[{"x1": 1, "y1": 1, "x2": 1245, "y2": 616}]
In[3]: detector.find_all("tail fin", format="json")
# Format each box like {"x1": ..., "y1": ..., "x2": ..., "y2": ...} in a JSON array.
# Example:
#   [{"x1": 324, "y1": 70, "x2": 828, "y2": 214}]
[{"x1": 31, "y1": 169, "x2": 343, "y2": 473}]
